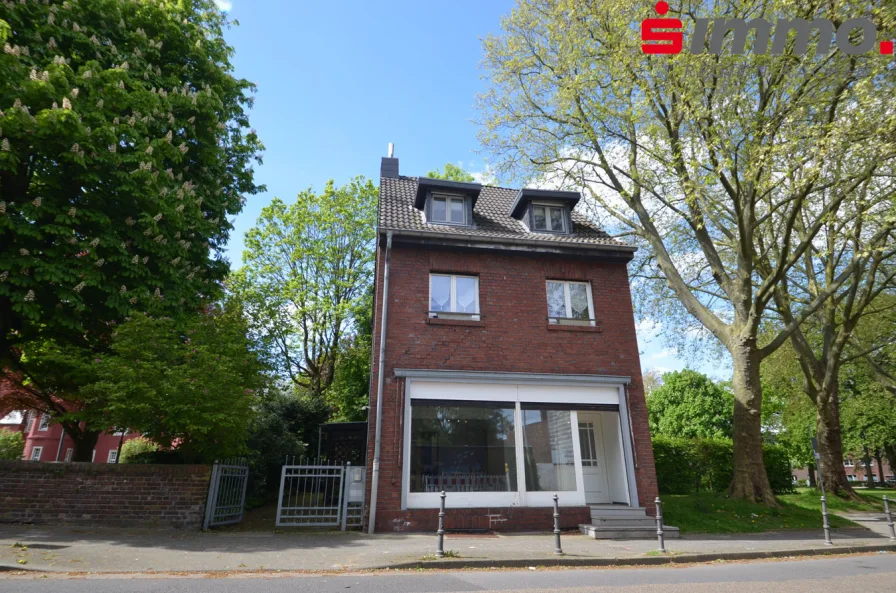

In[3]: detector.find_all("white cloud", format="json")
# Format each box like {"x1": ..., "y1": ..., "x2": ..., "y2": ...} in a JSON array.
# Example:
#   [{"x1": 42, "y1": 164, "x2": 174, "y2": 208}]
[{"x1": 214, "y1": 0, "x2": 233, "y2": 11}]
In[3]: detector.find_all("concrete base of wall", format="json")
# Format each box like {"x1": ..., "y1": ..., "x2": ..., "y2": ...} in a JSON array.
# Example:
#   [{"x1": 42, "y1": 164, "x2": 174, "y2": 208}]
[{"x1": 374, "y1": 506, "x2": 591, "y2": 533}]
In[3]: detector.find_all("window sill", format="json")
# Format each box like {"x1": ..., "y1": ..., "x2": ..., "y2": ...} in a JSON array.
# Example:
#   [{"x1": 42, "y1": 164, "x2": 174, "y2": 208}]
[
  {"x1": 426, "y1": 317, "x2": 484, "y2": 327},
  {"x1": 546, "y1": 323, "x2": 601, "y2": 333}
]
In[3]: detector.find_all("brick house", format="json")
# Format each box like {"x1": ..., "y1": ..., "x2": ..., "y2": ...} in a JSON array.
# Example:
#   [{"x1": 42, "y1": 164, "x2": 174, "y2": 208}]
[{"x1": 365, "y1": 153, "x2": 661, "y2": 535}]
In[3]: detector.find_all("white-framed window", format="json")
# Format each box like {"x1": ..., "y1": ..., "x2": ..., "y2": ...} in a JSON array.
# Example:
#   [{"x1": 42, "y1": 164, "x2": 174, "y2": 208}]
[
  {"x1": 546, "y1": 280, "x2": 595, "y2": 325},
  {"x1": 25, "y1": 412, "x2": 35, "y2": 433},
  {"x1": 30, "y1": 446, "x2": 43, "y2": 461},
  {"x1": 401, "y1": 379, "x2": 630, "y2": 510},
  {"x1": 38, "y1": 414, "x2": 50, "y2": 431},
  {"x1": 429, "y1": 274, "x2": 479, "y2": 320},
  {"x1": 844, "y1": 459, "x2": 854, "y2": 467},
  {"x1": 530, "y1": 203, "x2": 567, "y2": 233},
  {"x1": 107, "y1": 450, "x2": 118, "y2": 464},
  {"x1": 64, "y1": 448, "x2": 73, "y2": 463},
  {"x1": 429, "y1": 194, "x2": 468, "y2": 225}
]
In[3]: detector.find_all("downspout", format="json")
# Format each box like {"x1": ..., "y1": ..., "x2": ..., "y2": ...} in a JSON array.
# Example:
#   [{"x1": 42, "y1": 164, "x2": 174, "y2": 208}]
[{"x1": 368, "y1": 231, "x2": 392, "y2": 534}]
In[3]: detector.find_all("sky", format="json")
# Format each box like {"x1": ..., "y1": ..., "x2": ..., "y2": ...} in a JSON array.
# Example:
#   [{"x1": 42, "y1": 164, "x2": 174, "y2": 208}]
[{"x1": 217, "y1": 0, "x2": 731, "y2": 382}]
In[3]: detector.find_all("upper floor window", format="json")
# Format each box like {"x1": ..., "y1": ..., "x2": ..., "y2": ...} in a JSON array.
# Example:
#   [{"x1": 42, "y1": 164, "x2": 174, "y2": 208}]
[
  {"x1": 546, "y1": 280, "x2": 595, "y2": 325},
  {"x1": 844, "y1": 459, "x2": 854, "y2": 467},
  {"x1": 38, "y1": 414, "x2": 50, "y2": 431},
  {"x1": 429, "y1": 194, "x2": 469, "y2": 226},
  {"x1": 530, "y1": 203, "x2": 568, "y2": 233},
  {"x1": 429, "y1": 274, "x2": 479, "y2": 320},
  {"x1": 25, "y1": 412, "x2": 35, "y2": 433}
]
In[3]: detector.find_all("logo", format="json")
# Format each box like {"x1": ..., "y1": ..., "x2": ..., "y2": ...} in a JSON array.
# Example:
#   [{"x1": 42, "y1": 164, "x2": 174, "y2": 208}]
[{"x1": 641, "y1": 1, "x2": 894, "y2": 56}]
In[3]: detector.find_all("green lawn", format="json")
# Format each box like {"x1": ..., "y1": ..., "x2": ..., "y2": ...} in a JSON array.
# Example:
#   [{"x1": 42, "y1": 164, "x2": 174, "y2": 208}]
[{"x1": 660, "y1": 490, "x2": 893, "y2": 534}]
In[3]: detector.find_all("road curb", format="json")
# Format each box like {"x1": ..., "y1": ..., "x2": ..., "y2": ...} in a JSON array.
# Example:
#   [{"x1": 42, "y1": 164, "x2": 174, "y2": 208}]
[
  {"x1": 386, "y1": 543, "x2": 896, "y2": 570},
  {"x1": 1, "y1": 543, "x2": 894, "y2": 574}
]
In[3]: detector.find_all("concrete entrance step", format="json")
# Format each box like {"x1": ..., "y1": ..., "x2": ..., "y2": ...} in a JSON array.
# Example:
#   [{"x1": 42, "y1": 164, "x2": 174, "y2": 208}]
[
  {"x1": 588, "y1": 505, "x2": 648, "y2": 518},
  {"x1": 588, "y1": 517, "x2": 658, "y2": 527},
  {"x1": 579, "y1": 524, "x2": 681, "y2": 539}
]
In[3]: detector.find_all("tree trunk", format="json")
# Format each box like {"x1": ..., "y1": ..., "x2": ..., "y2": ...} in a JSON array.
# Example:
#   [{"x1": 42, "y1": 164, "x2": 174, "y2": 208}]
[
  {"x1": 807, "y1": 463, "x2": 817, "y2": 488},
  {"x1": 727, "y1": 340, "x2": 776, "y2": 505},
  {"x1": 67, "y1": 426, "x2": 100, "y2": 462},
  {"x1": 885, "y1": 445, "x2": 896, "y2": 479},
  {"x1": 875, "y1": 454, "x2": 885, "y2": 487},
  {"x1": 815, "y1": 385, "x2": 858, "y2": 499},
  {"x1": 862, "y1": 447, "x2": 876, "y2": 488}
]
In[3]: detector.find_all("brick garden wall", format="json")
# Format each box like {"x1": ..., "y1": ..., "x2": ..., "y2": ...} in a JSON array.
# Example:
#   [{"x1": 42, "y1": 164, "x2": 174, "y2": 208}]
[
  {"x1": 0, "y1": 461, "x2": 211, "y2": 529},
  {"x1": 366, "y1": 242, "x2": 659, "y2": 532}
]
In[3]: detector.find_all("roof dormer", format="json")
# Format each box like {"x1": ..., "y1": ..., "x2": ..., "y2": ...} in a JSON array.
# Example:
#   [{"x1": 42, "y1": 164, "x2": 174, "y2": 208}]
[
  {"x1": 509, "y1": 188, "x2": 581, "y2": 234},
  {"x1": 415, "y1": 178, "x2": 482, "y2": 227}
]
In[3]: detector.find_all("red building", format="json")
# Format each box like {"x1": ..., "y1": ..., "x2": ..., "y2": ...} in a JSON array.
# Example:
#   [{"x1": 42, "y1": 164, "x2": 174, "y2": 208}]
[
  {"x1": 3, "y1": 411, "x2": 138, "y2": 463},
  {"x1": 365, "y1": 154, "x2": 661, "y2": 535}
]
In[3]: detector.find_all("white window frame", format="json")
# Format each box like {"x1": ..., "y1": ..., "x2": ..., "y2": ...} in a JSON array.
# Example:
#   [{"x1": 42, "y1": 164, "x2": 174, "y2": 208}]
[
  {"x1": 401, "y1": 379, "x2": 631, "y2": 510},
  {"x1": 107, "y1": 449, "x2": 119, "y2": 464},
  {"x1": 844, "y1": 459, "x2": 854, "y2": 467},
  {"x1": 428, "y1": 193, "x2": 468, "y2": 226},
  {"x1": 30, "y1": 446, "x2": 43, "y2": 461},
  {"x1": 546, "y1": 280, "x2": 595, "y2": 326},
  {"x1": 91, "y1": 449, "x2": 96, "y2": 463},
  {"x1": 530, "y1": 202, "x2": 568, "y2": 233},
  {"x1": 64, "y1": 448, "x2": 73, "y2": 463},
  {"x1": 428, "y1": 274, "x2": 480, "y2": 320},
  {"x1": 38, "y1": 414, "x2": 50, "y2": 431},
  {"x1": 25, "y1": 412, "x2": 35, "y2": 433}
]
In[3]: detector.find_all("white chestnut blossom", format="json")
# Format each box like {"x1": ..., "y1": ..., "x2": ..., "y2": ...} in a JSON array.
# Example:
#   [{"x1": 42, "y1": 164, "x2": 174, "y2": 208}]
[
  {"x1": 32, "y1": 197, "x2": 41, "y2": 208},
  {"x1": 19, "y1": 248, "x2": 29, "y2": 256},
  {"x1": 68, "y1": 207, "x2": 76, "y2": 216},
  {"x1": 24, "y1": 290, "x2": 35, "y2": 302}
]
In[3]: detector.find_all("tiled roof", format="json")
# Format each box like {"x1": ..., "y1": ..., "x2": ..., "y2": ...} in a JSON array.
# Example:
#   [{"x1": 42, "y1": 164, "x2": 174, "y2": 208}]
[{"x1": 378, "y1": 176, "x2": 632, "y2": 249}]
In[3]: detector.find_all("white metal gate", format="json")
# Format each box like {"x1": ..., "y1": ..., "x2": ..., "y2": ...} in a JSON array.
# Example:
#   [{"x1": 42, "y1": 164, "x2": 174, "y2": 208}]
[
  {"x1": 203, "y1": 458, "x2": 249, "y2": 529},
  {"x1": 275, "y1": 460, "x2": 366, "y2": 529}
]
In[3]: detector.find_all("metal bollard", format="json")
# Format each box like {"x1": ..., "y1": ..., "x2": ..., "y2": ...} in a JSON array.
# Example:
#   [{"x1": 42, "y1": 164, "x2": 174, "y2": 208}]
[
  {"x1": 821, "y1": 495, "x2": 833, "y2": 545},
  {"x1": 655, "y1": 496, "x2": 666, "y2": 553},
  {"x1": 553, "y1": 493, "x2": 563, "y2": 555},
  {"x1": 436, "y1": 491, "x2": 446, "y2": 558},
  {"x1": 884, "y1": 496, "x2": 896, "y2": 541}
]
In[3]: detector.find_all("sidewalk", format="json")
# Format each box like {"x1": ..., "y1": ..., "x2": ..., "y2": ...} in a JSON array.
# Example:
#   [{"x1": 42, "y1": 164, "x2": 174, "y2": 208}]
[{"x1": 1, "y1": 513, "x2": 894, "y2": 574}]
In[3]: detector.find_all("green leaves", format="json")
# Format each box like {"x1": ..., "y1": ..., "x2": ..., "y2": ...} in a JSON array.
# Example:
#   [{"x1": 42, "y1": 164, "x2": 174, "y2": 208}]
[
  {"x1": 0, "y1": 0, "x2": 262, "y2": 361},
  {"x1": 647, "y1": 369, "x2": 734, "y2": 439},
  {"x1": 234, "y1": 177, "x2": 377, "y2": 397}
]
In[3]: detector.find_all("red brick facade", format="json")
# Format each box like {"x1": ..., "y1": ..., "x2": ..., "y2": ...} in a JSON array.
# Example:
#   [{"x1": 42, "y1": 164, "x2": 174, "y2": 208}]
[
  {"x1": 366, "y1": 241, "x2": 659, "y2": 532},
  {"x1": 0, "y1": 460, "x2": 210, "y2": 529}
]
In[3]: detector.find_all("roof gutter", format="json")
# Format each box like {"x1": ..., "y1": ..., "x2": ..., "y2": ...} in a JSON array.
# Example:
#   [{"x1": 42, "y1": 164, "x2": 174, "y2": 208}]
[
  {"x1": 380, "y1": 227, "x2": 637, "y2": 255},
  {"x1": 367, "y1": 230, "x2": 392, "y2": 535}
]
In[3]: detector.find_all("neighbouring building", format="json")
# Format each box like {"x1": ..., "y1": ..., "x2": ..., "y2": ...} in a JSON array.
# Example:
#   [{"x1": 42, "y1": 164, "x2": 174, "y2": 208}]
[
  {"x1": 793, "y1": 456, "x2": 894, "y2": 486},
  {"x1": 364, "y1": 152, "x2": 661, "y2": 535},
  {"x1": 8, "y1": 410, "x2": 139, "y2": 464}
]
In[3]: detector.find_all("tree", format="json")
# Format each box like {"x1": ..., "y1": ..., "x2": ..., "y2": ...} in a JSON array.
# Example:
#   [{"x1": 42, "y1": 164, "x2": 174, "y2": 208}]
[
  {"x1": 233, "y1": 177, "x2": 377, "y2": 398},
  {"x1": 426, "y1": 163, "x2": 476, "y2": 182},
  {"x1": 0, "y1": 429, "x2": 24, "y2": 460},
  {"x1": 766, "y1": 175, "x2": 896, "y2": 497},
  {"x1": 0, "y1": 0, "x2": 262, "y2": 442},
  {"x1": 478, "y1": 0, "x2": 896, "y2": 503},
  {"x1": 647, "y1": 369, "x2": 733, "y2": 439},
  {"x1": 642, "y1": 368, "x2": 663, "y2": 397},
  {"x1": 325, "y1": 284, "x2": 373, "y2": 421}
]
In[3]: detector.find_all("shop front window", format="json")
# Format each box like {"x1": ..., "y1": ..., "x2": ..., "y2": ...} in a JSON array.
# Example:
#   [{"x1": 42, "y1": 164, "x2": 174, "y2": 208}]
[{"x1": 409, "y1": 402, "x2": 517, "y2": 493}]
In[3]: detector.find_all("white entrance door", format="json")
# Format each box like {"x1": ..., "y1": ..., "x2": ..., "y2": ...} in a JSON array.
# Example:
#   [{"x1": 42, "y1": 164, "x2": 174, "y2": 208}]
[{"x1": 578, "y1": 415, "x2": 610, "y2": 504}]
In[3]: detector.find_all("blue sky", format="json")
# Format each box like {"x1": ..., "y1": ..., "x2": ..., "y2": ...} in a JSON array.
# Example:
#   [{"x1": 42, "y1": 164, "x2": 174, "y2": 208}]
[{"x1": 217, "y1": 0, "x2": 730, "y2": 382}]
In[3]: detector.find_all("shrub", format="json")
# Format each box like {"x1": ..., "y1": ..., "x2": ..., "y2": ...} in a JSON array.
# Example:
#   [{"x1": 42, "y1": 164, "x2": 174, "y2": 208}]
[
  {"x1": 119, "y1": 437, "x2": 159, "y2": 464},
  {"x1": 653, "y1": 436, "x2": 793, "y2": 495},
  {"x1": 0, "y1": 430, "x2": 25, "y2": 460}
]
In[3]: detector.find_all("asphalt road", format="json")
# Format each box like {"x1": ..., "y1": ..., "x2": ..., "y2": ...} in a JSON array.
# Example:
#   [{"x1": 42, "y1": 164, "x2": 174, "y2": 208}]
[{"x1": 1, "y1": 554, "x2": 894, "y2": 593}]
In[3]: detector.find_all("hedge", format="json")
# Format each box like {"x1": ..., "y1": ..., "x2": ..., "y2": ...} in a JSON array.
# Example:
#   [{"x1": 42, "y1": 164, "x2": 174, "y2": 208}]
[{"x1": 653, "y1": 436, "x2": 793, "y2": 495}]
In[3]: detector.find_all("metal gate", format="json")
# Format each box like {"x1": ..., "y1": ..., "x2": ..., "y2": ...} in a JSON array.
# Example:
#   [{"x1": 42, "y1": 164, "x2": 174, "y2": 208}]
[
  {"x1": 203, "y1": 458, "x2": 249, "y2": 529},
  {"x1": 275, "y1": 460, "x2": 366, "y2": 528}
]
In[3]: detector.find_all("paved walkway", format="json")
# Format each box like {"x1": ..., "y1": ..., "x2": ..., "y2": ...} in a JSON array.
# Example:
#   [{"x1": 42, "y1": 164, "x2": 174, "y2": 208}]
[{"x1": 1, "y1": 513, "x2": 894, "y2": 573}]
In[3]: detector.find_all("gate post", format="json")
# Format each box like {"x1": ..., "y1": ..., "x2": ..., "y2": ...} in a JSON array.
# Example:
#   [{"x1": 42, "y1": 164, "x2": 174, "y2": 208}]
[
  {"x1": 203, "y1": 461, "x2": 220, "y2": 531},
  {"x1": 341, "y1": 462, "x2": 352, "y2": 531}
]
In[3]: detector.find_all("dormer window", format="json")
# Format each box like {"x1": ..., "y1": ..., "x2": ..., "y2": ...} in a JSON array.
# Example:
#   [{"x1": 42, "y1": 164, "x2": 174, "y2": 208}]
[
  {"x1": 509, "y1": 188, "x2": 581, "y2": 235},
  {"x1": 415, "y1": 178, "x2": 482, "y2": 229},
  {"x1": 531, "y1": 203, "x2": 567, "y2": 233},
  {"x1": 430, "y1": 194, "x2": 468, "y2": 225}
]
